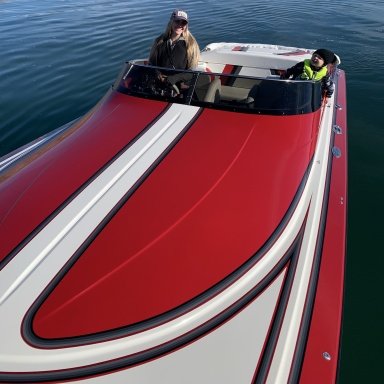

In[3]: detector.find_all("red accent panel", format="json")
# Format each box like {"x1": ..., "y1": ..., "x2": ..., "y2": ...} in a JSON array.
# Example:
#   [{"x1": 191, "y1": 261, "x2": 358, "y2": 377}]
[
  {"x1": 299, "y1": 71, "x2": 347, "y2": 382},
  {"x1": 278, "y1": 50, "x2": 308, "y2": 56},
  {"x1": 33, "y1": 108, "x2": 321, "y2": 338},
  {"x1": 0, "y1": 94, "x2": 167, "y2": 263},
  {"x1": 221, "y1": 64, "x2": 237, "y2": 85}
]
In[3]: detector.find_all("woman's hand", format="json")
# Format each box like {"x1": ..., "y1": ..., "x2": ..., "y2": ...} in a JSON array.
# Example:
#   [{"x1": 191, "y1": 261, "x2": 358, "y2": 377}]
[{"x1": 157, "y1": 73, "x2": 167, "y2": 82}]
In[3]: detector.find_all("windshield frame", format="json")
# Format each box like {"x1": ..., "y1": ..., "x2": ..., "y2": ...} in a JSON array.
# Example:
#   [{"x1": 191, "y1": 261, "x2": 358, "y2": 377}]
[{"x1": 114, "y1": 62, "x2": 323, "y2": 115}]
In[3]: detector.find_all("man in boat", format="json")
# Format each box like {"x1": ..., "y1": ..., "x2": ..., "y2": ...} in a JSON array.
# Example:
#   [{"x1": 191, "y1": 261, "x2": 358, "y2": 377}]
[{"x1": 280, "y1": 48, "x2": 336, "y2": 98}]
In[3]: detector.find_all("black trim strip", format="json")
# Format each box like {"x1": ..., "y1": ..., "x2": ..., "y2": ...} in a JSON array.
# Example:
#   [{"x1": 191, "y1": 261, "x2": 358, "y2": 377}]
[
  {"x1": 254, "y1": 223, "x2": 306, "y2": 383},
  {"x1": 0, "y1": 160, "x2": 313, "y2": 382},
  {"x1": 0, "y1": 102, "x2": 173, "y2": 271},
  {"x1": 2, "y1": 230, "x2": 305, "y2": 383},
  {"x1": 0, "y1": 116, "x2": 315, "y2": 383},
  {"x1": 253, "y1": 101, "x2": 337, "y2": 383},
  {"x1": 288, "y1": 73, "x2": 342, "y2": 384},
  {"x1": 23, "y1": 154, "x2": 313, "y2": 349},
  {"x1": 22, "y1": 106, "x2": 204, "y2": 347}
]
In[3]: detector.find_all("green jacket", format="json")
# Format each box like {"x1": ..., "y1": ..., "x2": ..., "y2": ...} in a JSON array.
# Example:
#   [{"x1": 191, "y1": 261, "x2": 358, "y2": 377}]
[{"x1": 300, "y1": 59, "x2": 328, "y2": 80}]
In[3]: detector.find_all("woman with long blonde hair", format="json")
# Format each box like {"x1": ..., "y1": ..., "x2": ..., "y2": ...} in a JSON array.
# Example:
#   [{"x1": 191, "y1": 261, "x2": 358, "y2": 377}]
[{"x1": 149, "y1": 9, "x2": 200, "y2": 70}]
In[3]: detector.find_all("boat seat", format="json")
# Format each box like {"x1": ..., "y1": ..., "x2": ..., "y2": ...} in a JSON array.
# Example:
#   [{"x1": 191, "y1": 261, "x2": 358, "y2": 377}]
[
  {"x1": 194, "y1": 75, "x2": 211, "y2": 101},
  {"x1": 204, "y1": 77, "x2": 221, "y2": 103}
]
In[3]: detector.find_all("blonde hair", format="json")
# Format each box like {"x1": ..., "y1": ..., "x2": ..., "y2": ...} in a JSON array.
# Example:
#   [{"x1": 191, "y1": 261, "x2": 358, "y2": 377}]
[{"x1": 149, "y1": 19, "x2": 200, "y2": 69}]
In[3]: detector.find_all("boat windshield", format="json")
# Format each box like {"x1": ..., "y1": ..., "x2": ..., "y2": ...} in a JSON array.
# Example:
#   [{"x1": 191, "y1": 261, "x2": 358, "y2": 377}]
[{"x1": 114, "y1": 63, "x2": 322, "y2": 115}]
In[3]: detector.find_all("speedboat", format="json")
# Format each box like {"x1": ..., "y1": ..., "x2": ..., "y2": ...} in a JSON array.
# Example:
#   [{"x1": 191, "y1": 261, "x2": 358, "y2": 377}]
[{"x1": 0, "y1": 42, "x2": 347, "y2": 383}]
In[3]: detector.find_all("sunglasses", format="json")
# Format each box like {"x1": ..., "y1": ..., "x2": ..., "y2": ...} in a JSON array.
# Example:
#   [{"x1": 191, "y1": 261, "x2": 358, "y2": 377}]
[{"x1": 173, "y1": 20, "x2": 187, "y2": 26}]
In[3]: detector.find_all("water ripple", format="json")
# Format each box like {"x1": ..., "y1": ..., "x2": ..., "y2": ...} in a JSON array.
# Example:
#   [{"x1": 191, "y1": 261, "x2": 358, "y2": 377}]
[{"x1": 0, "y1": 0, "x2": 383, "y2": 156}]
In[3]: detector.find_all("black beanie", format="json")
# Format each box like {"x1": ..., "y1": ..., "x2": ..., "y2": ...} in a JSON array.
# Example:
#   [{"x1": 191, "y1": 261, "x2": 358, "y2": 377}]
[{"x1": 313, "y1": 49, "x2": 335, "y2": 65}]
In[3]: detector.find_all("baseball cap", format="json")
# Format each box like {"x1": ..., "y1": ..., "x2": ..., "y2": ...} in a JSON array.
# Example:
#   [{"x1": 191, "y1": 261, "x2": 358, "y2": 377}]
[{"x1": 171, "y1": 9, "x2": 188, "y2": 23}]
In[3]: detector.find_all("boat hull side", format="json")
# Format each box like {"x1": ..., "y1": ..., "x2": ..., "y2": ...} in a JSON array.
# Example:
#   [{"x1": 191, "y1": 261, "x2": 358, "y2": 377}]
[{"x1": 298, "y1": 69, "x2": 347, "y2": 383}]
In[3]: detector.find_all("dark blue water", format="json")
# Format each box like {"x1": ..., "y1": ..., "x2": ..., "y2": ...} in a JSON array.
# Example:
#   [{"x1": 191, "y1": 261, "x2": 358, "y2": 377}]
[{"x1": 1, "y1": 0, "x2": 383, "y2": 382}]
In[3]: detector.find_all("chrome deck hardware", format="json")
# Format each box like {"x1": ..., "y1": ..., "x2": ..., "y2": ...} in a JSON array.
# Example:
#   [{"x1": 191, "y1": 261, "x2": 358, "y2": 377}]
[
  {"x1": 332, "y1": 146, "x2": 342, "y2": 158},
  {"x1": 333, "y1": 125, "x2": 343, "y2": 134},
  {"x1": 323, "y1": 352, "x2": 332, "y2": 361}
]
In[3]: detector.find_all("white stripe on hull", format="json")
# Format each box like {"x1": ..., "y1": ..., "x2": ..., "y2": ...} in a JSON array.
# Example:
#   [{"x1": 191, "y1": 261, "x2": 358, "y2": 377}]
[
  {"x1": 266, "y1": 97, "x2": 335, "y2": 383},
  {"x1": 0, "y1": 97, "x2": 335, "y2": 381},
  {"x1": 67, "y1": 270, "x2": 287, "y2": 383},
  {"x1": 0, "y1": 104, "x2": 201, "y2": 367}
]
